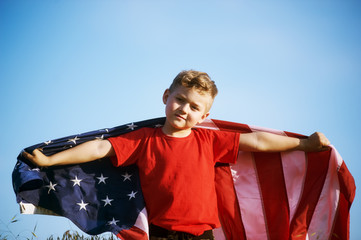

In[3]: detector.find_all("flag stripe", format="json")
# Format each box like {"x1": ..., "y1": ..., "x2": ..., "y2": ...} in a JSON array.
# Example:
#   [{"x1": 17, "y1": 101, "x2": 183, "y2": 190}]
[
  {"x1": 232, "y1": 151, "x2": 268, "y2": 239},
  {"x1": 281, "y1": 151, "x2": 307, "y2": 225},
  {"x1": 195, "y1": 118, "x2": 220, "y2": 130},
  {"x1": 289, "y1": 151, "x2": 330, "y2": 239},
  {"x1": 116, "y1": 226, "x2": 148, "y2": 240},
  {"x1": 332, "y1": 159, "x2": 356, "y2": 240},
  {"x1": 307, "y1": 149, "x2": 340, "y2": 239},
  {"x1": 215, "y1": 164, "x2": 247, "y2": 240},
  {"x1": 132, "y1": 208, "x2": 148, "y2": 238},
  {"x1": 212, "y1": 119, "x2": 252, "y2": 134},
  {"x1": 254, "y1": 152, "x2": 290, "y2": 239},
  {"x1": 212, "y1": 118, "x2": 250, "y2": 240},
  {"x1": 212, "y1": 227, "x2": 227, "y2": 240},
  {"x1": 249, "y1": 125, "x2": 286, "y2": 136}
]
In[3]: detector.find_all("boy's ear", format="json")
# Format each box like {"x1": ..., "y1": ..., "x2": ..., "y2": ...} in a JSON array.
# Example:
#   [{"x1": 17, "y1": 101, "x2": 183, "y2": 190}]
[
  {"x1": 162, "y1": 89, "x2": 170, "y2": 104},
  {"x1": 198, "y1": 112, "x2": 210, "y2": 124}
]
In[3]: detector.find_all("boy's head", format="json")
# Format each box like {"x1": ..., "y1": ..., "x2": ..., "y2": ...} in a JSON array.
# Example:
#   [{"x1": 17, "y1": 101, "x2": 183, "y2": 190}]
[
  {"x1": 162, "y1": 70, "x2": 217, "y2": 135},
  {"x1": 169, "y1": 70, "x2": 218, "y2": 100},
  {"x1": 167, "y1": 70, "x2": 218, "y2": 114}
]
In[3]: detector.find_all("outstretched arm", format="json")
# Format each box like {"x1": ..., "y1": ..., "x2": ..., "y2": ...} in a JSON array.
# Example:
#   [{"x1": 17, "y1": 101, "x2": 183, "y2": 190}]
[
  {"x1": 22, "y1": 139, "x2": 115, "y2": 167},
  {"x1": 238, "y1": 131, "x2": 330, "y2": 152}
]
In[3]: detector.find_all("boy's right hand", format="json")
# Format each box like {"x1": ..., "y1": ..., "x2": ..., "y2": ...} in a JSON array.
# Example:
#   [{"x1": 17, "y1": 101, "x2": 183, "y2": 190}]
[{"x1": 22, "y1": 149, "x2": 51, "y2": 167}]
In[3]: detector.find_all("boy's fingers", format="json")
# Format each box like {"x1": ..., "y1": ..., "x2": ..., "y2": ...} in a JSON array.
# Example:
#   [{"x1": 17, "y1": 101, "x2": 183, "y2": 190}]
[
  {"x1": 314, "y1": 132, "x2": 330, "y2": 146},
  {"x1": 22, "y1": 149, "x2": 41, "y2": 160},
  {"x1": 321, "y1": 145, "x2": 331, "y2": 150},
  {"x1": 22, "y1": 150, "x2": 33, "y2": 160},
  {"x1": 22, "y1": 150, "x2": 30, "y2": 157},
  {"x1": 320, "y1": 134, "x2": 330, "y2": 146}
]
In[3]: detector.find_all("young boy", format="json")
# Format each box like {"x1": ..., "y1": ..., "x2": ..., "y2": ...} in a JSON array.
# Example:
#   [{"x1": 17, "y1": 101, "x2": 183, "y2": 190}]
[{"x1": 23, "y1": 70, "x2": 330, "y2": 240}]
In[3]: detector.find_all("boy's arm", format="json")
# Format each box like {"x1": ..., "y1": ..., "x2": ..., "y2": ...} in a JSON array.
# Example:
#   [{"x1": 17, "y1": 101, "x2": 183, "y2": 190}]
[
  {"x1": 22, "y1": 139, "x2": 115, "y2": 167},
  {"x1": 238, "y1": 131, "x2": 330, "y2": 152}
]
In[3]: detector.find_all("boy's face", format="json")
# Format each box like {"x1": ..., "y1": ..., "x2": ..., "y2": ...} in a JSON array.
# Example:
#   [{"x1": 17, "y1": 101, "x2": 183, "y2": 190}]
[{"x1": 162, "y1": 85, "x2": 212, "y2": 135}]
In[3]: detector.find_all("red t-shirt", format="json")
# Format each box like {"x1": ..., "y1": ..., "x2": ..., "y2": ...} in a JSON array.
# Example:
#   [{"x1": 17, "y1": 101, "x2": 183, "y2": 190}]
[{"x1": 108, "y1": 127, "x2": 240, "y2": 236}]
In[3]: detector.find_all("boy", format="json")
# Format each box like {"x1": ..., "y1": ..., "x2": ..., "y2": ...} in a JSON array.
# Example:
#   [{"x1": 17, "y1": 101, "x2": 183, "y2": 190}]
[{"x1": 23, "y1": 70, "x2": 330, "y2": 240}]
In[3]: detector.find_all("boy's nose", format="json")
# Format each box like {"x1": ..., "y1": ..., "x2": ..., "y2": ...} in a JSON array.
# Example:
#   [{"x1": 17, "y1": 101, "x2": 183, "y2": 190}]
[{"x1": 178, "y1": 104, "x2": 188, "y2": 113}]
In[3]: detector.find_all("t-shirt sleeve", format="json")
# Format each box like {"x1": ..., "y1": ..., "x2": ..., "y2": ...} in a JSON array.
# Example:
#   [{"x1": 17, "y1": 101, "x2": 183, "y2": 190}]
[
  {"x1": 107, "y1": 128, "x2": 148, "y2": 167},
  {"x1": 211, "y1": 130, "x2": 240, "y2": 164}
]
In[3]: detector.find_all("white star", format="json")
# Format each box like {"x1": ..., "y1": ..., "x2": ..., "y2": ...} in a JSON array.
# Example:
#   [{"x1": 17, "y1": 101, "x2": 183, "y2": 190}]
[
  {"x1": 97, "y1": 174, "x2": 108, "y2": 184},
  {"x1": 101, "y1": 195, "x2": 114, "y2": 207},
  {"x1": 108, "y1": 217, "x2": 119, "y2": 225},
  {"x1": 77, "y1": 200, "x2": 88, "y2": 211},
  {"x1": 45, "y1": 181, "x2": 57, "y2": 194},
  {"x1": 31, "y1": 168, "x2": 40, "y2": 172},
  {"x1": 121, "y1": 172, "x2": 132, "y2": 181},
  {"x1": 127, "y1": 191, "x2": 137, "y2": 200},
  {"x1": 67, "y1": 136, "x2": 80, "y2": 144},
  {"x1": 44, "y1": 140, "x2": 52, "y2": 145},
  {"x1": 126, "y1": 123, "x2": 138, "y2": 130},
  {"x1": 95, "y1": 134, "x2": 104, "y2": 140},
  {"x1": 71, "y1": 176, "x2": 82, "y2": 186}
]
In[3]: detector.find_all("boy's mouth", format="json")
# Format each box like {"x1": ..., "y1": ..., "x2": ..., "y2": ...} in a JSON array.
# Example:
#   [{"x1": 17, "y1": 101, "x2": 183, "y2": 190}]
[{"x1": 175, "y1": 114, "x2": 186, "y2": 120}]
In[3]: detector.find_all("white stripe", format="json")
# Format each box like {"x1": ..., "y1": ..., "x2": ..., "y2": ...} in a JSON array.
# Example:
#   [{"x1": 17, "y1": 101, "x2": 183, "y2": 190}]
[
  {"x1": 307, "y1": 146, "x2": 341, "y2": 239},
  {"x1": 249, "y1": 125, "x2": 287, "y2": 136},
  {"x1": 281, "y1": 151, "x2": 307, "y2": 223},
  {"x1": 19, "y1": 202, "x2": 59, "y2": 215},
  {"x1": 133, "y1": 207, "x2": 149, "y2": 238},
  {"x1": 213, "y1": 227, "x2": 227, "y2": 240},
  {"x1": 330, "y1": 145, "x2": 344, "y2": 167},
  {"x1": 231, "y1": 151, "x2": 268, "y2": 240},
  {"x1": 195, "y1": 118, "x2": 220, "y2": 130}
]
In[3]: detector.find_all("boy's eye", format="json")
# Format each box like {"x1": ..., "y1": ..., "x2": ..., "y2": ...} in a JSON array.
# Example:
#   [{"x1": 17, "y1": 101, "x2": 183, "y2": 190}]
[{"x1": 191, "y1": 105, "x2": 199, "y2": 111}]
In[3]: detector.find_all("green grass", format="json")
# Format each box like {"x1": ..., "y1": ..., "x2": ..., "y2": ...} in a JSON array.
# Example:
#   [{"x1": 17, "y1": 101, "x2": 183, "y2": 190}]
[{"x1": 0, "y1": 215, "x2": 117, "y2": 240}]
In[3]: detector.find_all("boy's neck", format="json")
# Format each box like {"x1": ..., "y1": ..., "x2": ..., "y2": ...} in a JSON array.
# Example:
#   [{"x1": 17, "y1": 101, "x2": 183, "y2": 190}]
[{"x1": 161, "y1": 125, "x2": 192, "y2": 138}]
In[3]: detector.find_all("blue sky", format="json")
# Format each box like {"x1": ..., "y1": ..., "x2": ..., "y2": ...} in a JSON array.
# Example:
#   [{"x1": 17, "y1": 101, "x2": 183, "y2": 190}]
[{"x1": 1, "y1": 0, "x2": 360, "y2": 239}]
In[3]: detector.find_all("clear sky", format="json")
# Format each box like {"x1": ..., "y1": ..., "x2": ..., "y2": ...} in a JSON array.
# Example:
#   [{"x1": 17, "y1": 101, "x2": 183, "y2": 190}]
[{"x1": 1, "y1": 0, "x2": 360, "y2": 239}]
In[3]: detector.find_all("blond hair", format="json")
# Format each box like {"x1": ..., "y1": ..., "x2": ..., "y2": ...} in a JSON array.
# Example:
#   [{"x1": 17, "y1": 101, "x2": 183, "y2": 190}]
[{"x1": 169, "y1": 70, "x2": 218, "y2": 98}]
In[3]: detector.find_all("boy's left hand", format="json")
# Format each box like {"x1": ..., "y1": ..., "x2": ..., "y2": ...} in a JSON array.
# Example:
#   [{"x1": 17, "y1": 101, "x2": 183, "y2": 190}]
[{"x1": 302, "y1": 132, "x2": 331, "y2": 152}]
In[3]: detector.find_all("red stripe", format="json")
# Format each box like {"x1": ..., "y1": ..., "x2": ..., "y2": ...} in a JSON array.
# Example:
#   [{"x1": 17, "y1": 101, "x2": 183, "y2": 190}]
[
  {"x1": 116, "y1": 226, "x2": 148, "y2": 240},
  {"x1": 212, "y1": 119, "x2": 252, "y2": 133},
  {"x1": 331, "y1": 162, "x2": 356, "y2": 240},
  {"x1": 284, "y1": 131, "x2": 307, "y2": 139},
  {"x1": 254, "y1": 152, "x2": 290, "y2": 240},
  {"x1": 215, "y1": 164, "x2": 247, "y2": 240},
  {"x1": 212, "y1": 119, "x2": 250, "y2": 239},
  {"x1": 289, "y1": 150, "x2": 331, "y2": 239}
]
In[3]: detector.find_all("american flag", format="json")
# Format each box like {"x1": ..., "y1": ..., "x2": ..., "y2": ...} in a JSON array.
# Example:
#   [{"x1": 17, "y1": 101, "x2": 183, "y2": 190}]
[{"x1": 13, "y1": 117, "x2": 355, "y2": 240}]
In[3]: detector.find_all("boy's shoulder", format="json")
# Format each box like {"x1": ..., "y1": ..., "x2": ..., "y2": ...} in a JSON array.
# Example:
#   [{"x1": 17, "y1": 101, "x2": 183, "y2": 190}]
[
  {"x1": 192, "y1": 127, "x2": 239, "y2": 140},
  {"x1": 111, "y1": 127, "x2": 158, "y2": 140}
]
